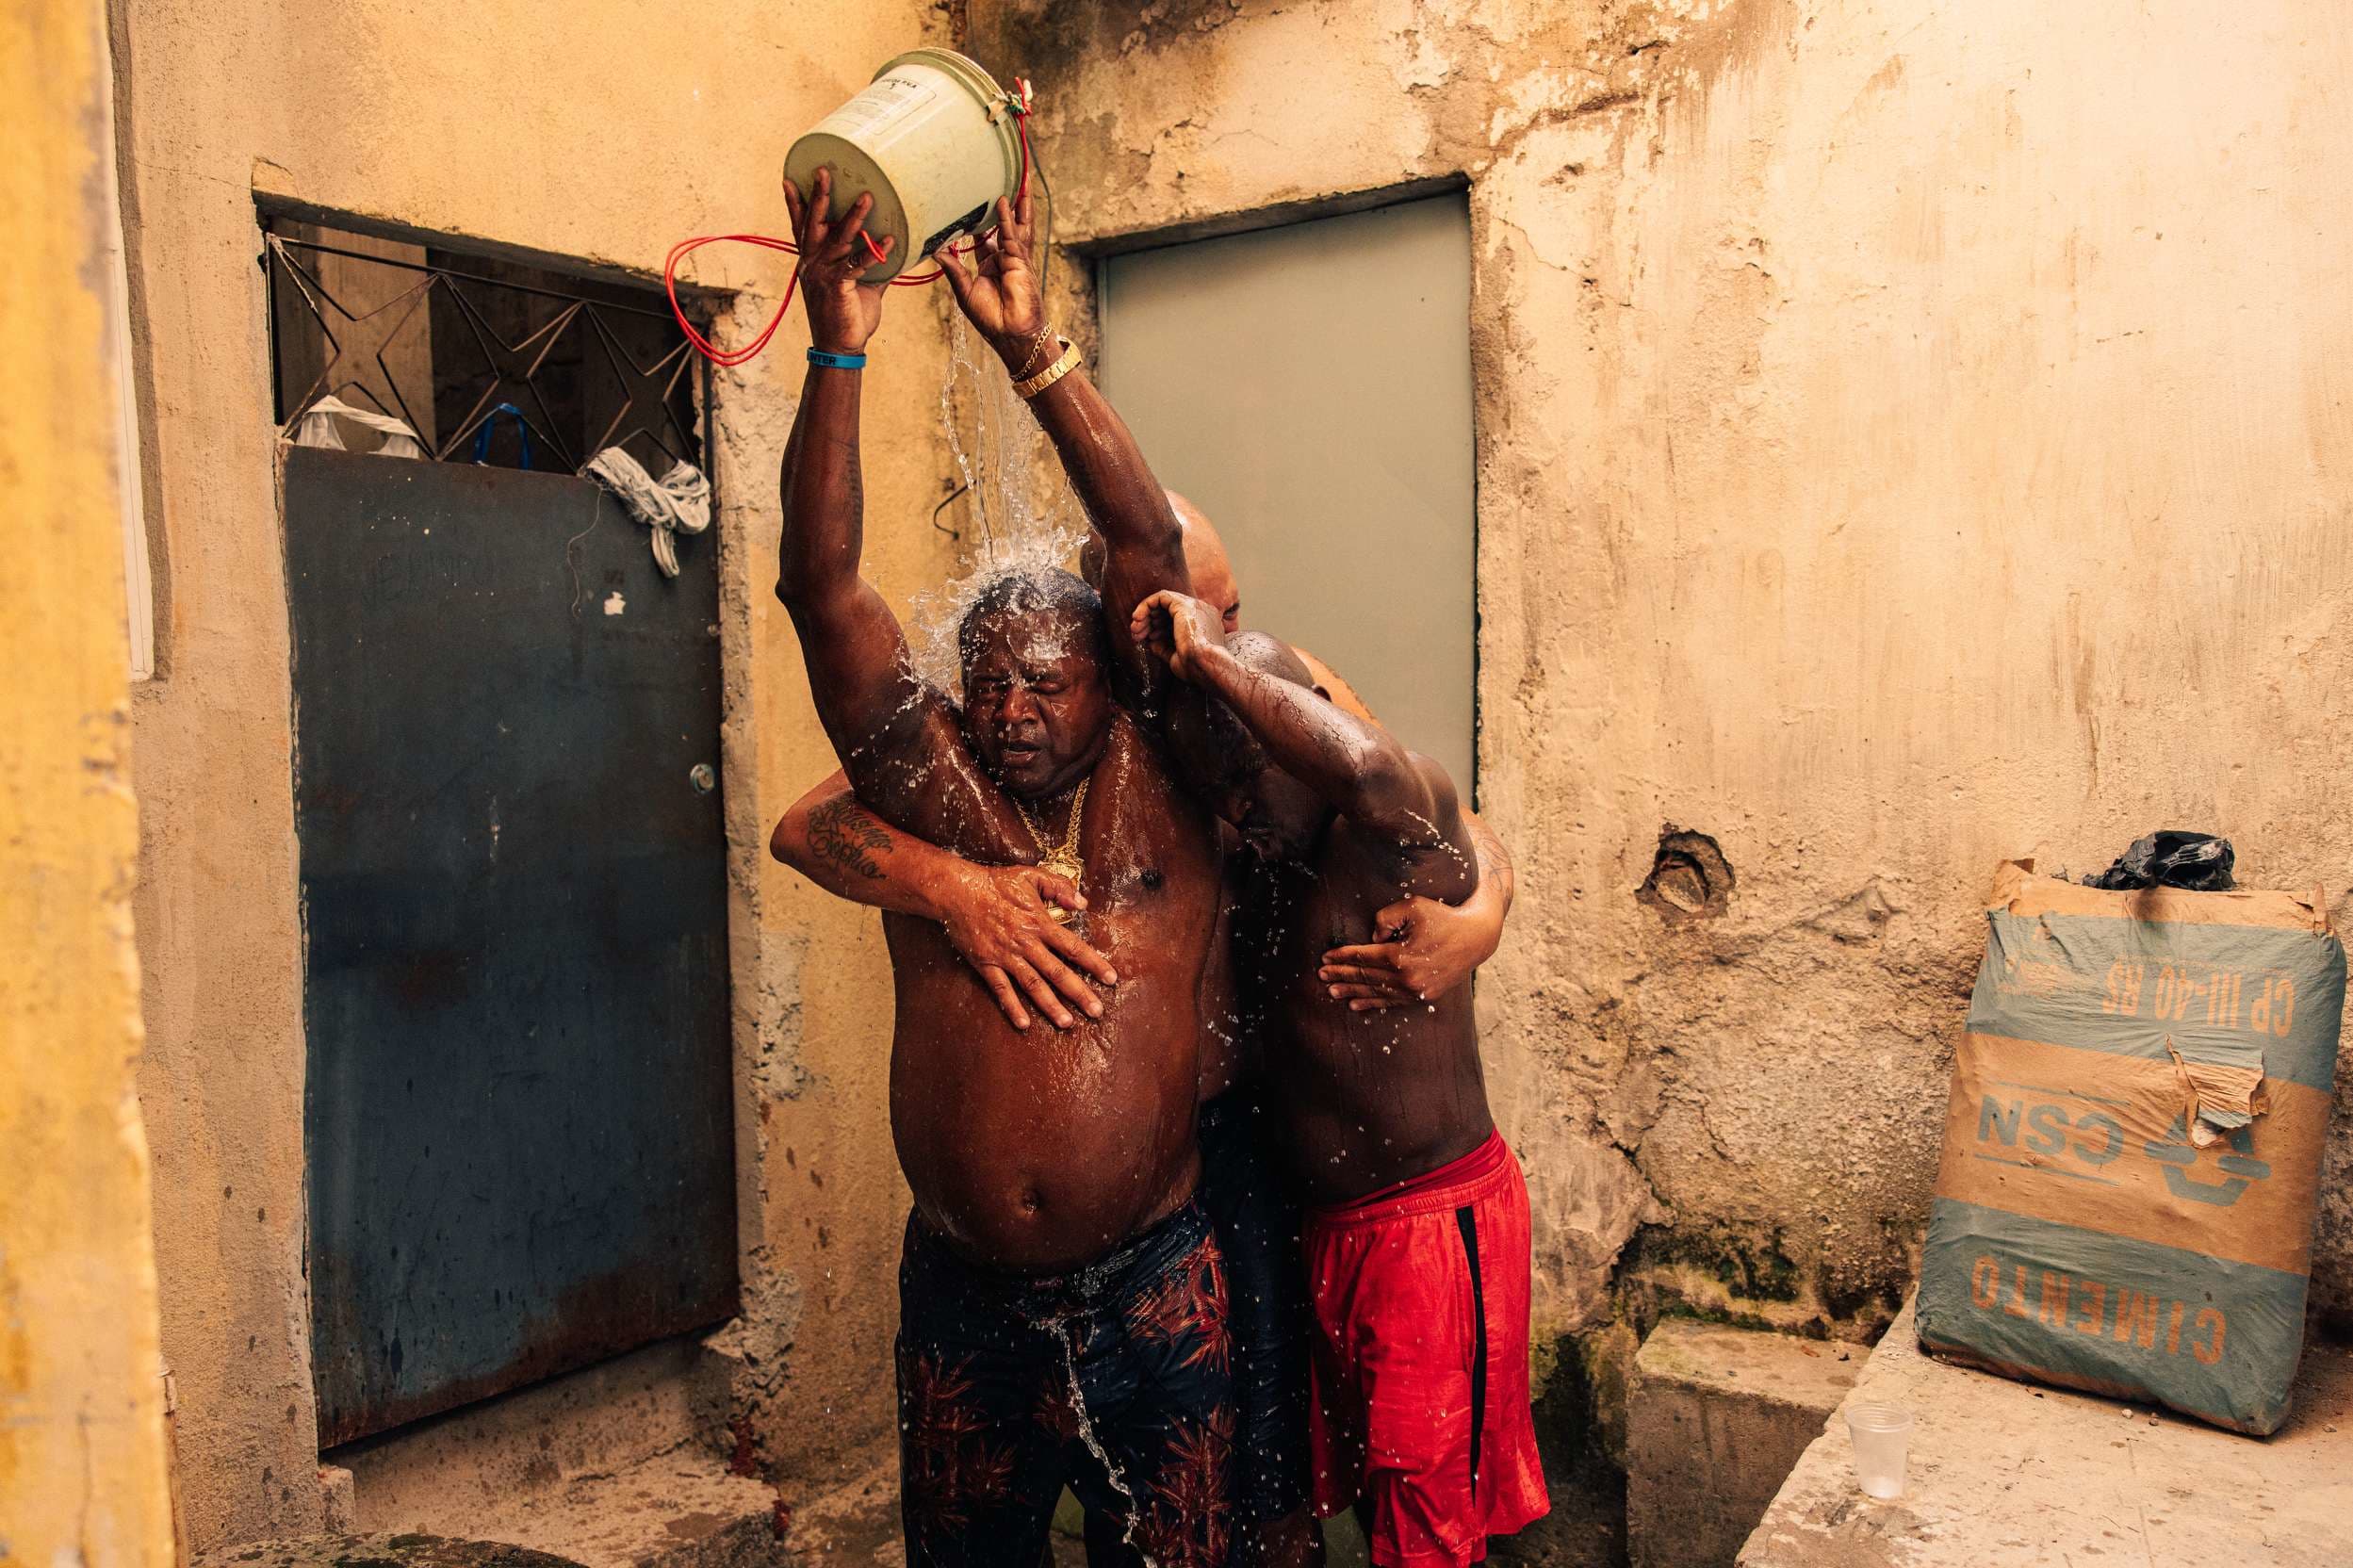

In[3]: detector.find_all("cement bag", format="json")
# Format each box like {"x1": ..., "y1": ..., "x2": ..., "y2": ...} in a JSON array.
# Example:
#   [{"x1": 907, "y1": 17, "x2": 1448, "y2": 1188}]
[{"x1": 1917, "y1": 860, "x2": 2344, "y2": 1434}]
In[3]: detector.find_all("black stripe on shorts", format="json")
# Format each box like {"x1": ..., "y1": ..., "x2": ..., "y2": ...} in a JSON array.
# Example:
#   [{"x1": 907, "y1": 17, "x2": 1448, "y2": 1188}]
[{"x1": 1454, "y1": 1204, "x2": 1488, "y2": 1496}]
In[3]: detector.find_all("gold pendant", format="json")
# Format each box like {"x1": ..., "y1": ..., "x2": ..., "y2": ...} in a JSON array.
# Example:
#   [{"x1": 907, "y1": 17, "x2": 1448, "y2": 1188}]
[
  {"x1": 1039, "y1": 849, "x2": 1083, "y2": 922},
  {"x1": 1021, "y1": 776, "x2": 1090, "y2": 925}
]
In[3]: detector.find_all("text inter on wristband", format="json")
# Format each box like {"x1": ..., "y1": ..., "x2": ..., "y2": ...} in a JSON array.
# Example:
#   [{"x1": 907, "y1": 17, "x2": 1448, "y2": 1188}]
[{"x1": 808, "y1": 348, "x2": 867, "y2": 370}]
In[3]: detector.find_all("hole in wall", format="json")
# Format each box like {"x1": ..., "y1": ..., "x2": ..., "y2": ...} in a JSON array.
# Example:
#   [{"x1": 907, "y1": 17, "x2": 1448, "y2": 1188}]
[{"x1": 1637, "y1": 826, "x2": 1733, "y2": 920}]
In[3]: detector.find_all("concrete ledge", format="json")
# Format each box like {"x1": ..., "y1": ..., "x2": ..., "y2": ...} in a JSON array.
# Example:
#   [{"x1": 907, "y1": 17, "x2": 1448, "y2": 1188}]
[
  {"x1": 332, "y1": 1336, "x2": 731, "y2": 1534},
  {"x1": 1627, "y1": 1318, "x2": 1864, "y2": 1568},
  {"x1": 200, "y1": 1444, "x2": 788, "y2": 1568},
  {"x1": 462, "y1": 1449, "x2": 786, "y2": 1568},
  {"x1": 205, "y1": 1449, "x2": 791, "y2": 1568},
  {"x1": 1739, "y1": 1295, "x2": 2353, "y2": 1567}
]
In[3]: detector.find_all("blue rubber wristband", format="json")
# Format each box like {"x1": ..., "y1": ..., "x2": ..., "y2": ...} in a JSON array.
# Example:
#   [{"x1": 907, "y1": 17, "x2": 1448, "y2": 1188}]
[{"x1": 807, "y1": 348, "x2": 867, "y2": 370}]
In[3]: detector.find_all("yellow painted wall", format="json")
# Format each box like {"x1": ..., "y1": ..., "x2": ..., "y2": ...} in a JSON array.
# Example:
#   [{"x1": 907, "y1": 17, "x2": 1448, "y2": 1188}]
[{"x1": 0, "y1": 0, "x2": 175, "y2": 1558}]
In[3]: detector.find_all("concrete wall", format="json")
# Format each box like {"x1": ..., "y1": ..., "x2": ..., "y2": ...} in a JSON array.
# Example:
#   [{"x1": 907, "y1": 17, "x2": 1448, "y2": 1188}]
[
  {"x1": 120, "y1": 0, "x2": 2353, "y2": 1533},
  {"x1": 113, "y1": 0, "x2": 960, "y2": 1547},
  {"x1": 0, "y1": 0, "x2": 176, "y2": 1555},
  {"x1": 969, "y1": 0, "x2": 2353, "y2": 1451}
]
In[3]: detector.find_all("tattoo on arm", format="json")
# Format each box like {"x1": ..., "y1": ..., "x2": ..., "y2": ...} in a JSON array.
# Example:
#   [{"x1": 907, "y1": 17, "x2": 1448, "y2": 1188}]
[
  {"x1": 807, "y1": 795, "x2": 891, "y2": 880},
  {"x1": 841, "y1": 435, "x2": 863, "y2": 520}
]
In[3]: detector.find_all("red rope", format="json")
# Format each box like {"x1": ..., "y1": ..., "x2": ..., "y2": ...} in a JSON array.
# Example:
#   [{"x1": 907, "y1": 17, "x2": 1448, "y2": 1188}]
[{"x1": 666, "y1": 84, "x2": 1033, "y2": 368}]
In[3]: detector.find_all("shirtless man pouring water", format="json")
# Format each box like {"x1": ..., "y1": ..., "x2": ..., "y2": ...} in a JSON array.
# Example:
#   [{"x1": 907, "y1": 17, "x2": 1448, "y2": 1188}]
[
  {"x1": 772, "y1": 169, "x2": 1234, "y2": 1565},
  {"x1": 775, "y1": 169, "x2": 1521, "y2": 1558}
]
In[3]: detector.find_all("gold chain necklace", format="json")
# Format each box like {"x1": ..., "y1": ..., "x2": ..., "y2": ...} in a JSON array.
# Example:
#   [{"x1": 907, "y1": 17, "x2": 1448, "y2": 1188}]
[{"x1": 1020, "y1": 776, "x2": 1089, "y2": 921}]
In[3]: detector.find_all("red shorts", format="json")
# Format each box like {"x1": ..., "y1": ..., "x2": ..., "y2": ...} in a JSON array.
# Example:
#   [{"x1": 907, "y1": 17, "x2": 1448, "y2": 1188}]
[{"x1": 1304, "y1": 1131, "x2": 1549, "y2": 1566}]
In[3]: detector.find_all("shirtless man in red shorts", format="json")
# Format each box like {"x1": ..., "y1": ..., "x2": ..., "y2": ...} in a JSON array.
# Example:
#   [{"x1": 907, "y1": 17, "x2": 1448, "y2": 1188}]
[{"x1": 1132, "y1": 588, "x2": 1550, "y2": 1568}]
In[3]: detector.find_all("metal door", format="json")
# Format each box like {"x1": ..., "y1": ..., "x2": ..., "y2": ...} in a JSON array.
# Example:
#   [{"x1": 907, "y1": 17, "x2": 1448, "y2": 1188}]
[
  {"x1": 287, "y1": 448, "x2": 736, "y2": 1446},
  {"x1": 1102, "y1": 194, "x2": 1479, "y2": 792}
]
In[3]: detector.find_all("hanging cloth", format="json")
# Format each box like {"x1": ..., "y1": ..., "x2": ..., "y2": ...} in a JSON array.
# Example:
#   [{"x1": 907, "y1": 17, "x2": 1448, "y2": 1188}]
[
  {"x1": 582, "y1": 446, "x2": 711, "y2": 578},
  {"x1": 288, "y1": 396, "x2": 426, "y2": 459}
]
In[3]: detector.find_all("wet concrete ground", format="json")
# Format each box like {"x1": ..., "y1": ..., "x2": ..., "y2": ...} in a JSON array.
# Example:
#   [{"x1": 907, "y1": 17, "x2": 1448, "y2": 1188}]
[
  {"x1": 1488, "y1": 1465, "x2": 1628, "y2": 1568},
  {"x1": 781, "y1": 1462, "x2": 1626, "y2": 1567},
  {"x1": 199, "y1": 1462, "x2": 1626, "y2": 1567}
]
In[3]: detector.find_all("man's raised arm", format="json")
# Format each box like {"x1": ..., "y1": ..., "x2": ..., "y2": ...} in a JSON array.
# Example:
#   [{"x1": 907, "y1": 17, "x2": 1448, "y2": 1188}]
[
  {"x1": 1136, "y1": 592, "x2": 1477, "y2": 902},
  {"x1": 934, "y1": 192, "x2": 1186, "y2": 676},
  {"x1": 772, "y1": 172, "x2": 943, "y2": 781}
]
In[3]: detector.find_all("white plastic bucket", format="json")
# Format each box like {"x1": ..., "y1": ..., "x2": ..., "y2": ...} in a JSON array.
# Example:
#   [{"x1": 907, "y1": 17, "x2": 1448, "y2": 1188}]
[{"x1": 782, "y1": 49, "x2": 1023, "y2": 284}]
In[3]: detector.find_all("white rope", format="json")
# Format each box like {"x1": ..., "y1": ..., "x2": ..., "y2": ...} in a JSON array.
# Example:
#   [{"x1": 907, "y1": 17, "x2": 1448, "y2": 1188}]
[{"x1": 582, "y1": 446, "x2": 711, "y2": 578}]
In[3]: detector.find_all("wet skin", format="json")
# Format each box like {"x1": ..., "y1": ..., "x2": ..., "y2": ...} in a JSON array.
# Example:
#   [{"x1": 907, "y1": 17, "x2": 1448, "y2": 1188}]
[
  {"x1": 1234, "y1": 829, "x2": 1491, "y2": 1205},
  {"x1": 786, "y1": 596, "x2": 1220, "y2": 1273},
  {"x1": 882, "y1": 700, "x2": 1220, "y2": 1271},
  {"x1": 773, "y1": 169, "x2": 1216, "y2": 1272},
  {"x1": 959, "y1": 612, "x2": 1112, "y2": 799},
  {"x1": 1145, "y1": 606, "x2": 1497, "y2": 1206},
  {"x1": 783, "y1": 596, "x2": 1220, "y2": 1271}
]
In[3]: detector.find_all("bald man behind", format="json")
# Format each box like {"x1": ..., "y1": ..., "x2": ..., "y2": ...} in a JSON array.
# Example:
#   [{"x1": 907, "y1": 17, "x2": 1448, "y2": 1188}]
[
  {"x1": 1090, "y1": 494, "x2": 1516, "y2": 1024},
  {"x1": 1135, "y1": 590, "x2": 1549, "y2": 1565}
]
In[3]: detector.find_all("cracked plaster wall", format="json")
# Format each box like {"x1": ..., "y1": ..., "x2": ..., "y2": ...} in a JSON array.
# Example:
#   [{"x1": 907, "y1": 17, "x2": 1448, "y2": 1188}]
[
  {"x1": 109, "y1": 0, "x2": 2353, "y2": 1529},
  {"x1": 970, "y1": 0, "x2": 2353, "y2": 1442},
  {"x1": 116, "y1": 0, "x2": 957, "y2": 1546}
]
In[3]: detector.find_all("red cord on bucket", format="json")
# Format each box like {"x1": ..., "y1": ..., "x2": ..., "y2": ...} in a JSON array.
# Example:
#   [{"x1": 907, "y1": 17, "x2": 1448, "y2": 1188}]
[{"x1": 664, "y1": 80, "x2": 1034, "y2": 368}]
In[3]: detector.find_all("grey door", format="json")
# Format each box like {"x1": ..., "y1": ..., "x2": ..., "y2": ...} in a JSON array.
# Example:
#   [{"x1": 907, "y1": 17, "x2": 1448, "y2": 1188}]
[
  {"x1": 1102, "y1": 194, "x2": 1478, "y2": 792},
  {"x1": 287, "y1": 448, "x2": 735, "y2": 1446}
]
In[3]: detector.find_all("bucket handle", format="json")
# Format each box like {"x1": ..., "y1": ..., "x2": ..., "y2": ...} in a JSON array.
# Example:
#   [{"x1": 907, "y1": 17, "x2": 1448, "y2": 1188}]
[{"x1": 988, "y1": 76, "x2": 1035, "y2": 124}]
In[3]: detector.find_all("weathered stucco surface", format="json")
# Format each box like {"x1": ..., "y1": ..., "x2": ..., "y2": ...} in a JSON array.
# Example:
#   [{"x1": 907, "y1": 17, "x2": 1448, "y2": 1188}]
[
  {"x1": 115, "y1": 0, "x2": 2353, "y2": 1537},
  {"x1": 0, "y1": 0, "x2": 176, "y2": 1555},
  {"x1": 971, "y1": 0, "x2": 2353, "y2": 1447},
  {"x1": 115, "y1": 0, "x2": 957, "y2": 1546}
]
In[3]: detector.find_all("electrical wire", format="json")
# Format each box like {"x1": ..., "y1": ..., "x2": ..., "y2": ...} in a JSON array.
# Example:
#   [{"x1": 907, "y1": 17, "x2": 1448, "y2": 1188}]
[{"x1": 665, "y1": 80, "x2": 1041, "y2": 368}]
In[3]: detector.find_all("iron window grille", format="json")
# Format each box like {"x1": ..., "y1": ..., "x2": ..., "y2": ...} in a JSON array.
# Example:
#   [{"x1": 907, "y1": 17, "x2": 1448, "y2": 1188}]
[{"x1": 263, "y1": 220, "x2": 708, "y2": 479}]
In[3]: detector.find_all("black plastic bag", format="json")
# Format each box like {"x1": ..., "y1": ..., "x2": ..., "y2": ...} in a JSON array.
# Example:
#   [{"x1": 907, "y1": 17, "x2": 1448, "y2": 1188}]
[{"x1": 2082, "y1": 830, "x2": 2235, "y2": 891}]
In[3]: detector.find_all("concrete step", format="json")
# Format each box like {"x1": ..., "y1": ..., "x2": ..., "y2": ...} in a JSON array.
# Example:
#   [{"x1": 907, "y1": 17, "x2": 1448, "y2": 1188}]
[
  {"x1": 313, "y1": 1336, "x2": 783, "y2": 1568},
  {"x1": 332, "y1": 1336, "x2": 732, "y2": 1533},
  {"x1": 1740, "y1": 1294, "x2": 2353, "y2": 1568},
  {"x1": 221, "y1": 1451, "x2": 789, "y2": 1568},
  {"x1": 456, "y1": 1447, "x2": 787, "y2": 1568},
  {"x1": 1626, "y1": 1318, "x2": 1864, "y2": 1568}
]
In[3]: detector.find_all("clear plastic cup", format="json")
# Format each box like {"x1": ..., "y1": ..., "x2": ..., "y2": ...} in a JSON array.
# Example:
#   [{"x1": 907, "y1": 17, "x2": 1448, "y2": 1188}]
[{"x1": 1846, "y1": 1402, "x2": 1914, "y2": 1498}]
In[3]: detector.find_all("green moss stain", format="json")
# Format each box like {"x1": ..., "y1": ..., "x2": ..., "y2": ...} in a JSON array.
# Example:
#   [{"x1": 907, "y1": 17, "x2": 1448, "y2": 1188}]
[
  {"x1": 1624, "y1": 1223, "x2": 1803, "y2": 1303},
  {"x1": 1528, "y1": 1318, "x2": 1642, "y2": 1475},
  {"x1": 1526, "y1": 1218, "x2": 1915, "y2": 1485}
]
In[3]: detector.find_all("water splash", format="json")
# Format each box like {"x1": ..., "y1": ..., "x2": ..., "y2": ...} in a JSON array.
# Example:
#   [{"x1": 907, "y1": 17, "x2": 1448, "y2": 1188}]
[
  {"x1": 909, "y1": 314, "x2": 1089, "y2": 700},
  {"x1": 1048, "y1": 1315, "x2": 1154, "y2": 1564}
]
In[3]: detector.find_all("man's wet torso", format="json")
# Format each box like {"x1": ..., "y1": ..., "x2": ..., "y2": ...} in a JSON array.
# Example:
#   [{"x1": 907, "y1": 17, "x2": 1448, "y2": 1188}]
[
  {"x1": 1239, "y1": 821, "x2": 1494, "y2": 1207},
  {"x1": 884, "y1": 713, "x2": 1222, "y2": 1273}
]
